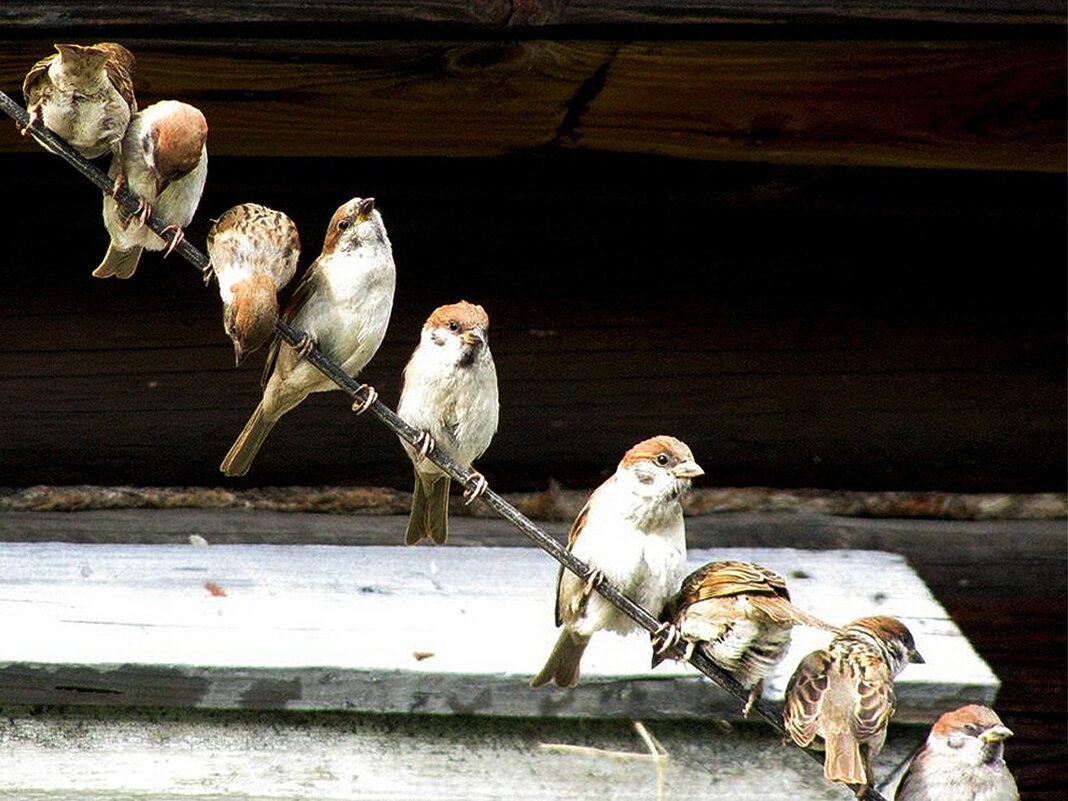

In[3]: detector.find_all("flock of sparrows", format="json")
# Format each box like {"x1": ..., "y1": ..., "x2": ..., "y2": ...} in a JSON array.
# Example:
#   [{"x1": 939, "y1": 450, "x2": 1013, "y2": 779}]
[{"x1": 20, "y1": 41, "x2": 1020, "y2": 801}]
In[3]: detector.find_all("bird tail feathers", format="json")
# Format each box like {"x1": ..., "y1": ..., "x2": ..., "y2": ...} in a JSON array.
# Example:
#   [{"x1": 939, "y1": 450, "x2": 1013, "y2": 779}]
[
  {"x1": 530, "y1": 630, "x2": 590, "y2": 689},
  {"x1": 220, "y1": 402, "x2": 275, "y2": 477},
  {"x1": 824, "y1": 731, "x2": 866, "y2": 786},
  {"x1": 404, "y1": 474, "x2": 450, "y2": 545},
  {"x1": 93, "y1": 243, "x2": 143, "y2": 279}
]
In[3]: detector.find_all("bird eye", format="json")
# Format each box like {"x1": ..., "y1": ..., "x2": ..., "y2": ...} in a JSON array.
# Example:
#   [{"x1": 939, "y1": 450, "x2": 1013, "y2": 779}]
[
  {"x1": 656, "y1": 453, "x2": 669, "y2": 466},
  {"x1": 448, "y1": 321, "x2": 460, "y2": 332},
  {"x1": 337, "y1": 219, "x2": 350, "y2": 231},
  {"x1": 963, "y1": 723, "x2": 981, "y2": 735}
]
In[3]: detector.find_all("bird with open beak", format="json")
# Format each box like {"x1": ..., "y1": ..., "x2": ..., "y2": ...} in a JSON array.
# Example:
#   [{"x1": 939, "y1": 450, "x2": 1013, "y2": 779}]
[{"x1": 220, "y1": 196, "x2": 395, "y2": 477}]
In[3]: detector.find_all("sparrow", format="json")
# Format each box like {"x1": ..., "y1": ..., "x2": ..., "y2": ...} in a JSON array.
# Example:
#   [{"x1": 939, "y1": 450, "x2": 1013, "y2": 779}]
[
  {"x1": 651, "y1": 559, "x2": 838, "y2": 716},
  {"x1": 396, "y1": 301, "x2": 499, "y2": 546},
  {"x1": 21, "y1": 42, "x2": 136, "y2": 163},
  {"x1": 95, "y1": 100, "x2": 208, "y2": 279},
  {"x1": 220, "y1": 197, "x2": 396, "y2": 477},
  {"x1": 206, "y1": 203, "x2": 301, "y2": 364},
  {"x1": 530, "y1": 435, "x2": 703, "y2": 689},
  {"x1": 784, "y1": 615, "x2": 926, "y2": 798},
  {"x1": 895, "y1": 704, "x2": 1019, "y2": 801}
]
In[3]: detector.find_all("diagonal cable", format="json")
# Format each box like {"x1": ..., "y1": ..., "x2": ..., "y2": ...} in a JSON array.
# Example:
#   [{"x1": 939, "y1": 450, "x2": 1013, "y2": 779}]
[{"x1": 0, "y1": 87, "x2": 888, "y2": 800}]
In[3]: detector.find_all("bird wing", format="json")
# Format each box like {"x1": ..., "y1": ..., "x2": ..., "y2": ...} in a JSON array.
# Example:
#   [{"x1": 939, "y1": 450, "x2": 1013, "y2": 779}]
[
  {"x1": 677, "y1": 560, "x2": 788, "y2": 605},
  {"x1": 22, "y1": 54, "x2": 56, "y2": 102},
  {"x1": 851, "y1": 654, "x2": 897, "y2": 739},
  {"x1": 784, "y1": 649, "x2": 833, "y2": 747},
  {"x1": 673, "y1": 560, "x2": 837, "y2": 631},
  {"x1": 552, "y1": 488, "x2": 599, "y2": 628},
  {"x1": 100, "y1": 42, "x2": 137, "y2": 108},
  {"x1": 260, "y1": 256, "x2": 320, "y2": 387}
]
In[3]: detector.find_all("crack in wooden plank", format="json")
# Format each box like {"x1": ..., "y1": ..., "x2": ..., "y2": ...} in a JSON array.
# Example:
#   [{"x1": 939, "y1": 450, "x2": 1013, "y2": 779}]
[{"x1": 550, "y1": 47, "x2": 621, "y2": 147}]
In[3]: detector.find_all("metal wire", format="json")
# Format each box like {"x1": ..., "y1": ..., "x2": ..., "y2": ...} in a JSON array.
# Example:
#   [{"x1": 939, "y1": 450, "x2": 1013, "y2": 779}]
[{"x1": 1, "y1": 88, "x2": 888, "y2": 800}]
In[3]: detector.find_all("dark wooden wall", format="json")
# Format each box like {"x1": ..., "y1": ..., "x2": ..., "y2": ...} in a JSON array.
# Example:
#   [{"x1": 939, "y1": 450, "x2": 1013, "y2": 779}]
[{"x1": 0, "y1": 4, "x2": 1064, "y2": 493}]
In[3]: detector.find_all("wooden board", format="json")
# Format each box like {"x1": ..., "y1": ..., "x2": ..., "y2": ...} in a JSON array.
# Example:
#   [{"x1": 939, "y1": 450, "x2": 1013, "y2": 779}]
[
  {"x1": 0, "y1": 705, "x2": 928, "y2": 801},
  {"x1": 2, "y1": 0, "x2": 1065, "y2": 27},
  {"x1": 0, "y1": 151, "x2": 1063, "y2": 493},
  {"x1": 0, "y1": 37, "x2": 1063, "y2": 171},
  {"x1": 0, "y1": 543, "x2": 998, "y2": 720}
]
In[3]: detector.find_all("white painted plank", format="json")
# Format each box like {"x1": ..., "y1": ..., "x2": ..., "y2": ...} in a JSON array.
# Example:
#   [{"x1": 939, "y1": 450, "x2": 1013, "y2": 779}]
[
  {"x1": 0, "y1": 544, "x2": 998, "y2": 718},
  {"x1": 0, "y1": 706, "x2": 927, "y2": 801}
]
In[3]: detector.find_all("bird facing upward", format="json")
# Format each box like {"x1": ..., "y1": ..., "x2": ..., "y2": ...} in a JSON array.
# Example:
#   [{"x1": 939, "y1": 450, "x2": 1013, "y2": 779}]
[{"x1": 220, "y1": 196, "x2": 396, "y2": 477}]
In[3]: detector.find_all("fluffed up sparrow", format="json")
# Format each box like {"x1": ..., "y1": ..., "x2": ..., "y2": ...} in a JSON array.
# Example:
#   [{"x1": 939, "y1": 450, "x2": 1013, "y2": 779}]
[
  {"x1": 784, "y1": 615, "x2": 925, "y2": 797},
  {"x1": 651, "y1": 559, "x2": 838, "y2": 716},
  {"x1": 220, "y1": 197, "x2": 396, "y2": 477},
  {"x1": 21, "y1": 42, "x2": 136, "y2": 162},
  {"x1": 95, "y1": 100, "x2": 208, "y2": 279},
  {"x1": 530, "y1": 435, "x2": 703, "y2": 689},
  {"x1": 895, "y1": 704, "x2": 1018, "y2": 801},
  {"x1": 206, "y1": 203, "x2": 301, "y2": 364},
  {"x1": 397, "y1": 301, "x2": 499, "y2": 545}
]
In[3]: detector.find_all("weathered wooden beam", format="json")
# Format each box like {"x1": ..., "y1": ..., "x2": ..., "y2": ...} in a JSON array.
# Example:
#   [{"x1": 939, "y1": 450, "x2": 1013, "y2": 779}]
[
  {"x1": 0, "y1": 543, "x2": 999, "y2": 718},
  {"x1": 0, "y1": 38, "x2": 1063, "y2": 171},
  {"x1": 0, "y1": 704, "x2": 927, "y2": 801},
  {"x1": 1, "y1": 0, "x2": 1064, "y2": 27},
  {"x1": 567, "y1": 40, "x2": 1067, "y2": 172},
  {"x1": 0, "y1": 144, "x2": 1062, "y2": 491}
]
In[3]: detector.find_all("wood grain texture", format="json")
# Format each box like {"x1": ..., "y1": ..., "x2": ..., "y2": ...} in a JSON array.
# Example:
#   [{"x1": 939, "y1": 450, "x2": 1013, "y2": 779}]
[
  {"x1": 0, "y1": 153, "x2": 1062, "y2": 492},
  {"x1": 1, "y1": 508, "x2": 1061, "y2": 796},
  {"x1": 0, "y1": 705, "x2": 926, "y2": 801},
  {"x1": 572, "y1": 40, "x2": 1067, "y2": 172},
  {"x1": 2, "y1": 0, "x2": 1064, "y2": 27},
  {"x1": 0, "y1": 543, "x2": 998, "y2": 719},
  {"x1": 0, "y1": 37, "x2": 1064, "y2": 170}
]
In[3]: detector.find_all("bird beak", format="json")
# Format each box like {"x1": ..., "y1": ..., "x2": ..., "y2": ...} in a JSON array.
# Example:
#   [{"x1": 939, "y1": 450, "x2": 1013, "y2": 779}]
[
  {"x1": 356, "y1": 197, "x2": 375, "y2": 219},
  {"x1": 981, "y1": 725, "x2": 1014, "y2": 743},
  {"x1": 671, "y1": 460, "x2": 704, "y2": 479},
  {"x1": 909, "y1": 647, "x2": 925, "y2": 664},
  {"x1": 230, "y1": 337, "x2": 245, "y2": 366},
  {"x1": 461, "y1": 327, "x2": 485, "y2": 348}
]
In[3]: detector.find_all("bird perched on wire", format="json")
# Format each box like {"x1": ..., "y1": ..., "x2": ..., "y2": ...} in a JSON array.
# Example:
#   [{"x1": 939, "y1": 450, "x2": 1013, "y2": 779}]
[
  {"x1": 220, "y1": 197, "x2": 396, "y2": 477},
  {"x1": 894, "y1": 704, "x2": 1018, "y2": 801},
  {"x1": 94, "y1": 99, "x2": 208, "y2": 279},
  {"x1": 396, "y1": 301, "x2": 499, "y2": 546},
  {"x1": 21, "y1": 42, "x2": 136, "y2": 168},
  {"x1": 651, "y1": 559, "x2": 838, "y2": 716},
  {"x1": 784, "y1": 615, "x2": 925, "y2": 798},
  {"x1": 206, "y1": 203, "x2": 301, "y2": 365},
  {"x1": 531, "y1": 436, "x2": 703, "y2": 689}
]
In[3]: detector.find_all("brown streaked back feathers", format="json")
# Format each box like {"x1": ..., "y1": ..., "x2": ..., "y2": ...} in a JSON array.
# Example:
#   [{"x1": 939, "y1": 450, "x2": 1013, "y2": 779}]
[
  {"x1": 665, "y1": 560, "x2": 835, "y2": 631},
  {"x1": 23, "y1": 42, "x2": 136, "y2": 109}
]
